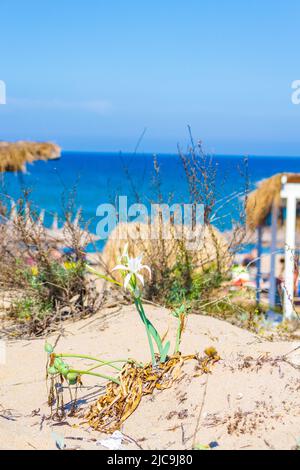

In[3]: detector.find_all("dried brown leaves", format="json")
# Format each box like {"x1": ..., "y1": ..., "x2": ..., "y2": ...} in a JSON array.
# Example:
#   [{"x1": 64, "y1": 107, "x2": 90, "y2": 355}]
[{"x1": 86, "y1": 350, "x2": 220, "y2": 433}]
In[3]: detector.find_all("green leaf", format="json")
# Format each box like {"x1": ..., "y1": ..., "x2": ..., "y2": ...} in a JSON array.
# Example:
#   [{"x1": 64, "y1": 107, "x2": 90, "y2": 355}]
[
  {"x1": 147, "y1": 320, "x2": 163, "y2": 352},
  {"x1": 144, "y1": 314, "x2": 170, "y2": 362},
  {"x1": 160, "y1": 340, "x2": 170, "y2": 363},
  {"x1": 177, "y1": 304, "x2": 186, "y2": 314}
]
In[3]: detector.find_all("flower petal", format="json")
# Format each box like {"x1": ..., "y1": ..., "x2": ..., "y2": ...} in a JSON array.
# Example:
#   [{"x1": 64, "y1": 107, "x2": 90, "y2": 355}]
[
  {"x1": 136, "y1": 273, "x2": 144, "y2": 286},
  {"x1": 112, "y1": 264, "x2": 128, "y2": 272},
  {"x1": 141, "y1": 264, "x2": 151, "y2": 277},
  {"x1": 124, "y1": 272, "x2": 132, "y2": 290}
]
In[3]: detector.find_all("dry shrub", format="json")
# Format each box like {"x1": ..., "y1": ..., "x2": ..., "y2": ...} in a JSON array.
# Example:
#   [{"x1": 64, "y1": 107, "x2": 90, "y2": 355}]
[
  {"x1": 102, "y1": 135, "x2": 248, "y2": 305},
  {"x1": 102, "y1": 218, "x2": 229, "y2": 302},
  {"x1": 103, "y1": 220, "x2": 228, "y2": 272},
  {"x1": 0, "y1": 197, "x2": 101, "y2": 337}
]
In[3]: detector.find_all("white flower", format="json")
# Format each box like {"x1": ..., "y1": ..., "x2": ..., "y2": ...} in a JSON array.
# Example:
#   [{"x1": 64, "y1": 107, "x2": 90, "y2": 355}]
[{"x1": 112, "y1": 252, "x2": 151, "y2": 291}]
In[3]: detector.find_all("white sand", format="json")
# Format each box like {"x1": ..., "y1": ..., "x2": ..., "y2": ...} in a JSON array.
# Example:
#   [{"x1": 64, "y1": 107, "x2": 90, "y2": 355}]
[{"x1": 0, "y1": 305, "x2": 300, "y2": 450}]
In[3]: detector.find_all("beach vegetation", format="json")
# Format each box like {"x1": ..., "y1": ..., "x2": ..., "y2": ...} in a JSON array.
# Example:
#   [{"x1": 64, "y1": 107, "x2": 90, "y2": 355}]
[
  {"x1": 171, "y1": 303, "x2": 189, "y2": 354},
  {"x1": 44, "y1": 245, "x2": 221, "y2": 430},
  {"x1": 92, "y1": 244, "x2": 172, "y2": 366},
  {"x1": 11, "y1": 295, "x2": 52, "y2": 322},
  {"x1": 0, "y1": 196, "x2": 100, "y2": 337},
  {"x1": 101, "y1": 132, "x2": 250, "y2": 326}
]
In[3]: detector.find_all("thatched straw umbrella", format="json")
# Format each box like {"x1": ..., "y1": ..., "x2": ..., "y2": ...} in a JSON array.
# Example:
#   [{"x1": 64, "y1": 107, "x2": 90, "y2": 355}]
[
  {"x1": 0, "y1": 141, "x2": 61, "y2": 173},
  {"x1": 246, "y1": 173, "x2": 300, "y2": 318},
  {"x1": 246, "y1": 173, "x2": 300, "y2": 231}
]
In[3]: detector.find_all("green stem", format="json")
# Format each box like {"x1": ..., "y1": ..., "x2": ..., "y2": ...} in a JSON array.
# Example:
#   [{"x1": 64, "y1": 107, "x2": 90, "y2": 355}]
[
  {"x1": 84, "y1": 358, "x2": 144, "y2": 371},
  {"x1": 56, "y1": 354, "x2": 127, "y2": 371},
  {"x1": 136, "y1": 299, "x2": 166, "y2": 355},
  {"x1": 86, "y1": 361, "x2": 123, "y2": 372},
  {"x1": 69, "y1": 369, "x2": 120, "y2": 385},
  {"x1": 135, "y1": 299, "x2": 157, "y2": 367},
  {"x1": 174, "y1": 317, "x2": 181, "y2": 354}
]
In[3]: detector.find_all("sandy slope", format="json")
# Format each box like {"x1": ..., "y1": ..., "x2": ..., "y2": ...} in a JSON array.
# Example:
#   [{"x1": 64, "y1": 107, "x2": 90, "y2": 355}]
[{"x1": 0, "y1": 305, "x2": 299, "y2": 450}]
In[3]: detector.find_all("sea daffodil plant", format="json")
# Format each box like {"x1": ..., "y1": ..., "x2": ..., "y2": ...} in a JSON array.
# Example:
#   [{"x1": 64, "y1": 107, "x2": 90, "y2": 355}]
[
  {"x1": 112, "y1": 246, "x2": 171, "y2": 367},
  {"x1": 90, "y1": 245, "x2": 170, "y2": 367}
]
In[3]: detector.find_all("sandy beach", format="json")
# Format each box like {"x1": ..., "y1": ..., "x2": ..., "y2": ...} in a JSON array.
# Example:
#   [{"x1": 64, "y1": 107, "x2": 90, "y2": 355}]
[
  {"x1": 2, "y1": 0, "x2": 300, "y2": 459},
  {"x1": 1, "y1": 304, "x2": 299, "y2": 450}
]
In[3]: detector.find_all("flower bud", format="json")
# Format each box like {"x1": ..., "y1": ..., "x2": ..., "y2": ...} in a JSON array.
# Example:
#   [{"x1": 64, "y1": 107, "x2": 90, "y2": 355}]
[
  {"x1": 44, "y1": 342, "x2": 54, "y2": 354},
  {"x1": 60, "y1": 364, "x2": 70, "y2": 377},
  {"x1": 48, "y1": 366, "x2": 57, "y2": 375},
  {"x1": 54, "y1": 358, "x2": 66, "y2": 373},
  {"x1": 66, "y1": 372, "x2": 78, "y2": 385}
]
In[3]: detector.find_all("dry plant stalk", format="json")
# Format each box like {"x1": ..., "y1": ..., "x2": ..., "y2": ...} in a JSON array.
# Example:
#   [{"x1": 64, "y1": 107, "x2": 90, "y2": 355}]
[
  {"x1": 103, "y1": 133, "x2": 250, "y2": 306},
  {"x1": 86, "y1": 350, "x2": 220, "y2": 433}
]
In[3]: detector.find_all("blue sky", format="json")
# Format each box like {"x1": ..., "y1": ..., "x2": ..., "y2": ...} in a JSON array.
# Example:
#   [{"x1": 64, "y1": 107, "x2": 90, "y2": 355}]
[{"x1": 1, "y1": 0, "x2": 300, "y2": 155}]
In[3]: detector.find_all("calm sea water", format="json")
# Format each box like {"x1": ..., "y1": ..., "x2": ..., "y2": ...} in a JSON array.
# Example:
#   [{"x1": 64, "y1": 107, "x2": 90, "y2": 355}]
[{"x1": 1, "y1": 152, "x2": 299, "y2": 251}]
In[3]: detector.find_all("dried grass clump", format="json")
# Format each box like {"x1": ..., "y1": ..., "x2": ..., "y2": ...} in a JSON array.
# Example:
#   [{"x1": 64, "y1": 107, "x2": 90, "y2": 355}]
[
  {"x1": 0, "y1": 201, "x2": 101, "y2": 337},
  {"x1": 102, "y1": 219, "x2": 229, "y2": 280},
  {"x1": 246, "y1": 173, "x2": 300, "y2": 230},
  {"x1": 86, "y1": 350, "x2": 220, "y2": 433},
  {"x1": 0, "y1": 141, "x2": 61, "y2": 172}
]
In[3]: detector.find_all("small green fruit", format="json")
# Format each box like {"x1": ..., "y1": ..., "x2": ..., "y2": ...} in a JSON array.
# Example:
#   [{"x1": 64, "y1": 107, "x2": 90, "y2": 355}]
[
  {"x1": 66, "y1": 372, "x2": 78, "y2": 385},
  {"x1": 48, "y1": 366, "x2": 58, "y2": 375},
  {"x1": 54, "y1": 357, "x2": 63, "y2": 370},
  {"x1": 44, "y1": 342, "x2": 54, "y2": 354},
  {"x1": 60, "y1": 364, "x2": 70, "y2": 377}
]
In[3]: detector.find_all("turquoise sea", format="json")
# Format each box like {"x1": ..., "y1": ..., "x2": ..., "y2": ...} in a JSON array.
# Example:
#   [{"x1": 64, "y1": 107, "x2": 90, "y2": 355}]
[{"x1": 1, "y1": 152, "x2": 299, "y2": 251}]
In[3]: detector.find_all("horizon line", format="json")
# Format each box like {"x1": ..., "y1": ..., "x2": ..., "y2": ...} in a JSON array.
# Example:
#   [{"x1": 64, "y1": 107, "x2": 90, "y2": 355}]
[{"x1": 60, "y1": 149, "x2": 300, "y2": 159}]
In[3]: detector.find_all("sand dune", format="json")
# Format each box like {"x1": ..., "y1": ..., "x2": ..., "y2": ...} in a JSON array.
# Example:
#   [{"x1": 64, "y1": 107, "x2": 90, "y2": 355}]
[{"x1": 0, "y1": 305, "x2": 299, "y2": 450}]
